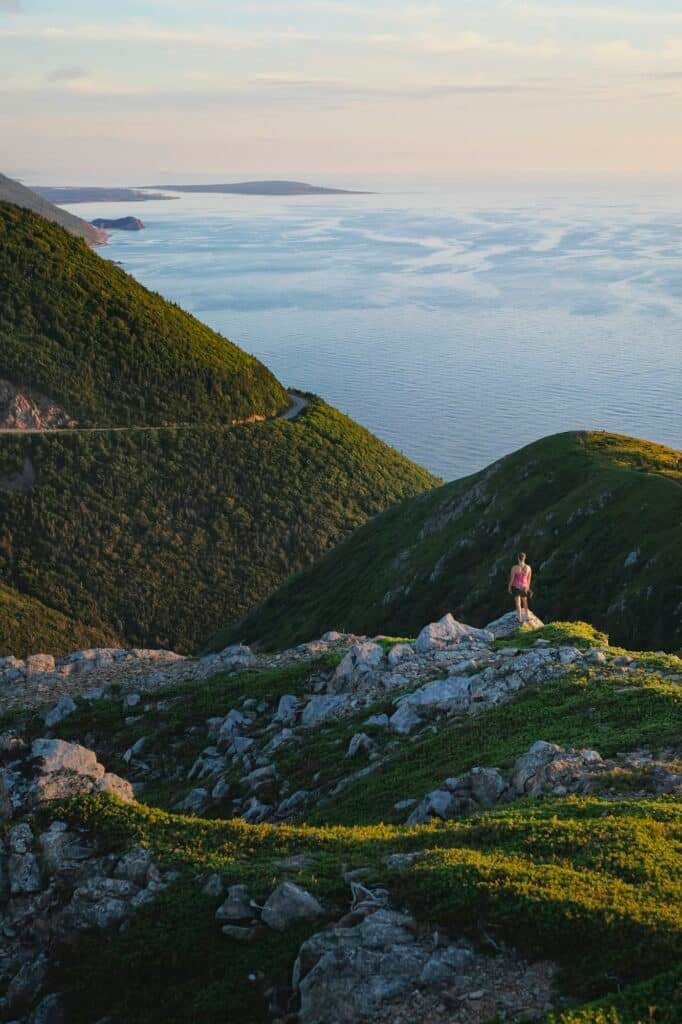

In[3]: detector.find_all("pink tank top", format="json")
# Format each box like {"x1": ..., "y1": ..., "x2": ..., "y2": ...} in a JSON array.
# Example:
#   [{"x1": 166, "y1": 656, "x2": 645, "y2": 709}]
[{"x1": 512, "y1": 567, "x2": 530, "y2": 588}]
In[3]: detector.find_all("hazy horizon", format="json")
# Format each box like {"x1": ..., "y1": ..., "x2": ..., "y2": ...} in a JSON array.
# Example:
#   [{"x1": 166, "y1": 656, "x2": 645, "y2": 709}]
[{"x1": 4, "y1": 1, "x2": 682, "y2": 183}]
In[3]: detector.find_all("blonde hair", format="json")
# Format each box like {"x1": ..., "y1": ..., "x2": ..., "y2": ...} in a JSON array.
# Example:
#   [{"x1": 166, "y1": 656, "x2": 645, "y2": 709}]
[{"x1": 518, "y1": 552, "x2": 526, "y2": 562}]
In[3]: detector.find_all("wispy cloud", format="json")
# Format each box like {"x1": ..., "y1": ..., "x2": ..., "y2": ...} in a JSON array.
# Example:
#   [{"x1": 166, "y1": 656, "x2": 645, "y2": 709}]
[
  {"x1": 0, "y1": 19, "x2": 559, "y2": 62},
  {"x1": 514, "y1": 3, "x2": 682, "y2": 25},
  {"x1": 408, "y1": 31, "x2": 560, "y2": 59},
  {"x1": 46, "y1": 66, "x2": 89, "y2": 83},
  {"x1": 0, "y1": 21, "x2": 313, "y2": 47},
  {"x1": 591, "y1": 37, "x2": 682, "y2": 66}
]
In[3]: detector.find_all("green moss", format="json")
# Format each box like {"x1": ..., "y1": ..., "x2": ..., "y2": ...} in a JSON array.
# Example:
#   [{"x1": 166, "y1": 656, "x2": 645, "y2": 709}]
[{"x1": 494, "y1": 621, "x2": 609, "y2": 651}]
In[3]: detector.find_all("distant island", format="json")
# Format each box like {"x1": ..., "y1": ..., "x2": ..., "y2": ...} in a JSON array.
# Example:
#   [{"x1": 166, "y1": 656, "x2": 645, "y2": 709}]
[
  {"x1": 91, "y1": 216, "x2": 145, "y2": 231},
  {"x1": 146, "y1": 180, "x2": 372, "y2": 196},
  {"x1": 35, "y1": 180, "x2": 372, "y2": 203}
]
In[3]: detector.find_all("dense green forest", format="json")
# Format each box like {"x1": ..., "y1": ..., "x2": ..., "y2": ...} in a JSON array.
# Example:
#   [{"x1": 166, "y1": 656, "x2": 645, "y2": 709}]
[
  {"x1": 209, "y1": 431, "x2": 682, "y2": 653},
  {"x1": 0, "y1": 581, "x2": 119, "y2": 656},
  {"x1": 0, "y1": 399, "x2": 435, "y2": 653},
  {"x1": 0, "y1": 202, "x2": 288, "y2": 426}
]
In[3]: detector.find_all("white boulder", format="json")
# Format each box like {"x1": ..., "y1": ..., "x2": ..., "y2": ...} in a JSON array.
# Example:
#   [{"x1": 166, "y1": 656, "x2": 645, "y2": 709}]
[{"x1": 415, "y1": 614, "x2": 493, "y2": 652}]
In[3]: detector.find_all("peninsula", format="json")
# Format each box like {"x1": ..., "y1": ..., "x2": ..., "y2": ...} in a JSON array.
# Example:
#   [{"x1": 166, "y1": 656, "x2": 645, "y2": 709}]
[{"x1": 35, "y1": 180, "x2": 371, "y2": 203}]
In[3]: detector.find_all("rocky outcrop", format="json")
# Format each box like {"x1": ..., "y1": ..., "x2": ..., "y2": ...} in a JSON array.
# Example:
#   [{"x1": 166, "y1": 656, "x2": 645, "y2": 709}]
[
  {"x1": 405, "y1": 741, "x2": 682, "y2": 824},
  {"x1": 484, "y1": 610, "x2": 544, "y2": 639},
  {"x1": 0, "y1": 820, "x2": 172, "y2": 1021},
  {"x1": 415, "y1": 613, "x2": 494, "y2": 652},
  {"x1": 0, "y1": 379, "x2": 75, "y2": 430},
  {"x1": 292, "y1": 898, "x2": 557, "y2": 1024},
  {"x1": 0, "y1": 734, "x2": 174, "y2": 1021},
  {"x1": 0, "y1": 643, "x2": 257, "y2": 717},
  {"x1": 293, "y1": 908, "x2": 469, "y2": 1023},
  {"x1": 0, "y1": 736, "x2": 134, "y2": 819}
]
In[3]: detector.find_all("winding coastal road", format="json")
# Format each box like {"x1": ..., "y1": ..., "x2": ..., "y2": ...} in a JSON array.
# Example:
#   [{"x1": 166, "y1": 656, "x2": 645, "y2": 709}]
[{"x1": 0, "y1": 390, "x2": 308, "y2": 435}]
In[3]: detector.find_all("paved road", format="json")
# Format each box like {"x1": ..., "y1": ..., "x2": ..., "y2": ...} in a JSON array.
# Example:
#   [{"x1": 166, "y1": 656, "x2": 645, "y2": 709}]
[
  {"x1": 0, "y1": 391, "x2": 308, "y2": 435},
  {"x1": 279, "y1": 391, "x2": 308, "y2": 421}
]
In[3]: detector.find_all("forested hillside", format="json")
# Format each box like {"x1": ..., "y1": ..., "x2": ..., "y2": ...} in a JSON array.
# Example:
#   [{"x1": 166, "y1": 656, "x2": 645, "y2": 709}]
[
  {"x1": 0, "y1": 171, "x2": 107, "y2": 246},
  {"x1": 210, "y1": 431, "x2": 682, "y2": 653},
  {"x1": 0, "y1": 400, "x2": 435, "y2": 653},
  {"x1": 0, "y1": 203, "x2": 288, "y2": 426},
  {"x1": 0, "y1": 581, "x2": 119, "y2": 657}
]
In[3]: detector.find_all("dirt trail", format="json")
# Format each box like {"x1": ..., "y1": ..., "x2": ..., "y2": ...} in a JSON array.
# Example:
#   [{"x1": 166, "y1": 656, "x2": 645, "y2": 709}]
[{"x1": 0, "y1": 391, "x2": 308, "y2": 436}]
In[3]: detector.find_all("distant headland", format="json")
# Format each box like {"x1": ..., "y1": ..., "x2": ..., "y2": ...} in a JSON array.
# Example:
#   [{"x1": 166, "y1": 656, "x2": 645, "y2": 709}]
[{"x1": 36, "y1": 180, "x2": 372, "y2": 204}]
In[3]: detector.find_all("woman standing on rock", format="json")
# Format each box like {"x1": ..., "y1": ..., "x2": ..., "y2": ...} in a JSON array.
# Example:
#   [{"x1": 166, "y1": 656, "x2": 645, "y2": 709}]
[{"x1": 508, "y1": 552, "x2": 532, "y2": 624}]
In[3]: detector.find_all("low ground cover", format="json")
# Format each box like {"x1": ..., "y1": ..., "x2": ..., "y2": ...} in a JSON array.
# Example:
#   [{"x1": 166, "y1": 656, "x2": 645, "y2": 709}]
[{"x1": 51, "y1": 794, "x2": 682, "y2": 1024}]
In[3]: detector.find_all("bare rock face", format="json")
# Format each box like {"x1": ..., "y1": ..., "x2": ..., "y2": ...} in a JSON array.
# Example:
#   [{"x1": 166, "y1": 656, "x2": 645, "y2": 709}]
[{"x1": 0, "y1": 379, "x2": 75, "y2": 430}]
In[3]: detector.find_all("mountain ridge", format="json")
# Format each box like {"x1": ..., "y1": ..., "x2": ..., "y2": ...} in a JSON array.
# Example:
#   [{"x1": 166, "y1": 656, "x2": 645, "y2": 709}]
[{"x1": 208, "y1": 429, "x2": 682, "y2": 654}]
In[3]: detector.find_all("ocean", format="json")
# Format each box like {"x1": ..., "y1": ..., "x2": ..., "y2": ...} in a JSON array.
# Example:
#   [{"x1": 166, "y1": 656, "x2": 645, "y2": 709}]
[{"x1": 68, "y1": 179, "x2": 682, "y2": 480}]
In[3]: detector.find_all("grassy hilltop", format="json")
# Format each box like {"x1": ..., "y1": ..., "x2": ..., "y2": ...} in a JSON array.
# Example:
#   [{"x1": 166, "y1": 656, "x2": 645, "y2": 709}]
[{"x1": 210, "y1": 431, "x2": 682, "y2": 654}]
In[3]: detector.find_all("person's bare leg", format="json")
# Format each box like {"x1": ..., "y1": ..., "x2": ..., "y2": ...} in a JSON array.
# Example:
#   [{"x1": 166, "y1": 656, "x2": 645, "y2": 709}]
[
  {"x1": 522, "y1": 596, "x2": 529, "y2": 622},
  {"x1": 515, "y1": 595, "x2": 523, "y2": 623}
]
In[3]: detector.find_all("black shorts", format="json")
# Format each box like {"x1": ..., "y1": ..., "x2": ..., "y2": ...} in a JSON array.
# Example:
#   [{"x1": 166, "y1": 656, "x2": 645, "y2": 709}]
[{"x1": 511, "y1": 586, "x2": 529, "y2": 599}]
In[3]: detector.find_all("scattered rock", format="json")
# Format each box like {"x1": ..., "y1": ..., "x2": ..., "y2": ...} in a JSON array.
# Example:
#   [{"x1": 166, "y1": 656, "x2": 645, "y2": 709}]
[
  {"x1": 346, "y1": 732, "x2": 376, "y2": 757},
  {"x1": 174, "y1": 787, "x2": 209, "y2": 815},
  {"x1": 415, "y1": 614, "x2": 493, "y2": 653},
  {"x1": 331, "y1": 642, "x2": 385, "y2": 691},
  {"x1": 274, "y1": 694, "x2": 300, "y2": 725},
  {"x1": 262, "y1": 882, "x2": 323, "y2": 931},
  {"x1": 43, "y1": 695, "x2": 77, "y2": 728},
  {"x1": 216, "y1": 884, "x2": 253, "y2": 923},
  {"x1": 389, "y1": 703, "x2": 422, "y2": 735},
  {"x1": 302, "y1": 694, "x2": 351, "y2": 727}
]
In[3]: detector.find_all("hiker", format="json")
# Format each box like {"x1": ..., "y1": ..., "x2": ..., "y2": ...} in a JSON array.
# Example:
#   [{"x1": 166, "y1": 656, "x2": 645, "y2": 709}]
[{"x1": 508, "y1": 552, "x2": 532, "y2": 623}]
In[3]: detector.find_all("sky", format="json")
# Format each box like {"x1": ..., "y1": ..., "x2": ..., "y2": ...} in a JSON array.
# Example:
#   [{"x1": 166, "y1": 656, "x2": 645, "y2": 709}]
[{"x1": 2, "y1": 0, "x2": 682, "y2": 184}]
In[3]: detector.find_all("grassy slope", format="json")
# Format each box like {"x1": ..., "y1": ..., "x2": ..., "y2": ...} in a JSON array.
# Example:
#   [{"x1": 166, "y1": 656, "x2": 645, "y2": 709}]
[
  {"x1": 0, "y1": 581, "x2": 119, "y2": 657},
  {"x1": 0, "y1": 399, "x2": 435, "y2": 653},
  {"x1": 0, "y1": 202, "x2": 288, "y2": 426},
  {"x1": 12, "y1": 623, "x2": 681, "y2": 1023},
  {"x1": 52, "y1": 795, "x2": 681, "y2": 1024},
  {"x1": 209, "y1": 431, "x2": 682, "y2": 653}
]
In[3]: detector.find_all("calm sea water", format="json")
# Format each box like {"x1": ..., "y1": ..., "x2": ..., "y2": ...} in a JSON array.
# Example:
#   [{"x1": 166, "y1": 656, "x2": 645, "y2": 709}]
[{"x1": 68, "y1": 181, "x2": 682, "y2": 480}]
